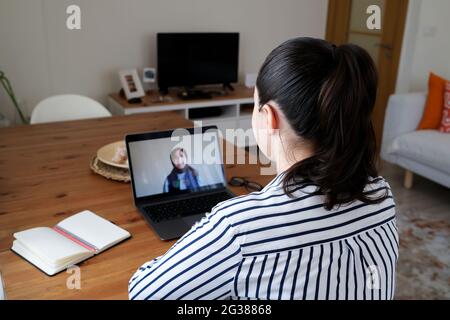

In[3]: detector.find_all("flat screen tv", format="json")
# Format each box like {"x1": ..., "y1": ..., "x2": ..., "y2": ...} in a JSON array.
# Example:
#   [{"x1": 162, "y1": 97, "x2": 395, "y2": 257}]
[{"x1": 157, "y1": 33, "x2": 239, "y2": 93}]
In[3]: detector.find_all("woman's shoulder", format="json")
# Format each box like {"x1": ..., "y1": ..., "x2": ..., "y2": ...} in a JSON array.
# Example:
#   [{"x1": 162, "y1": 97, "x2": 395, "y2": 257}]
[
  {"x1": 210, "y1": 175, "x2": 393, "y2": 221},
  {"x1": 364, "y1": 176, "x2": 393, "y2": 196},
  {"x1": 208, "y1": 179, "x2": 318, "y2": 227}
]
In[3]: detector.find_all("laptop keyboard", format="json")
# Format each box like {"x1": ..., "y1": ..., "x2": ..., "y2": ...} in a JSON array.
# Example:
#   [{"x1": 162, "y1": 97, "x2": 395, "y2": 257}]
[{"x1": 143, "y1": 191, "x2": 232, "y2": 223}]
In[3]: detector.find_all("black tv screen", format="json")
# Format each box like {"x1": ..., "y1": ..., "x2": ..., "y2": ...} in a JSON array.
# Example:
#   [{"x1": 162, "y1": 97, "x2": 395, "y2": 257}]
[{"x1": 157, "y1": 33, "x2": 239, "y2": 91}]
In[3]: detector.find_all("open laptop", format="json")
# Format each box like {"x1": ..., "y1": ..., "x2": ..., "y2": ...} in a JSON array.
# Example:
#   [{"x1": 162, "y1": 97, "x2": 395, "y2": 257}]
[{"x1": 125, "y1": 126, "x2": 235, "y2": 240}]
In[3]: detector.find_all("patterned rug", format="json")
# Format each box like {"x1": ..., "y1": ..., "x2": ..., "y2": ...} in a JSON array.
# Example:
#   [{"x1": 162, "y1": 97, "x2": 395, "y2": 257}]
[{"x1": 381, "y1": 163, "x2": 450, "y2": 299}]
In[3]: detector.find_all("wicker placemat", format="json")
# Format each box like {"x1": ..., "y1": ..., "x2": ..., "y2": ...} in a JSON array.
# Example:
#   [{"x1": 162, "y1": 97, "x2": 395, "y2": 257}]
[{"x1": 90, "y1": 156, "x2": 130, "y2": 183}]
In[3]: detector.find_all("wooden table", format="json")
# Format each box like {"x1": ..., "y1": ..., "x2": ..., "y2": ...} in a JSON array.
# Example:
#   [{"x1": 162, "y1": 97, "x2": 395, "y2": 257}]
[{"x1": 0, "y1": 112, "x2": 273, "y2": 300}]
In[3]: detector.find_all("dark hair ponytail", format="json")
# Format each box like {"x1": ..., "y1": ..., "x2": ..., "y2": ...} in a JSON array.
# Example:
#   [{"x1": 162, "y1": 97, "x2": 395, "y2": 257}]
[{"x1": 256, "y1": 37, "x2": 387, "y2": 210}]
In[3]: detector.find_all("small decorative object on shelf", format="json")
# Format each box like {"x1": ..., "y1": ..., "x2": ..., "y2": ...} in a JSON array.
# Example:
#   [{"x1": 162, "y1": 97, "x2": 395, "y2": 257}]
[
  {"x1": 118, "y1": 69, "x2": 145, "y2": 104},
  {"x1": 142, "y1": 67, "x2": 156, "y2": 83},
  {"x1": 245, "y1": 73, "x2": 257, "y2": 88},
  {"x1": 0, "y1": 70, "x2": 28, "y2": 124}
]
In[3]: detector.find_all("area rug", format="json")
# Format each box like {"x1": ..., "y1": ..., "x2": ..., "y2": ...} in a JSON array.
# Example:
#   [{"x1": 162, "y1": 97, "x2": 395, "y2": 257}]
[
  {"x1": 395, "y1": 211, "x2": 450, "y2": 299},
  {"x1": 382, "y1": 164, "x2": 450, "y2": 300}
]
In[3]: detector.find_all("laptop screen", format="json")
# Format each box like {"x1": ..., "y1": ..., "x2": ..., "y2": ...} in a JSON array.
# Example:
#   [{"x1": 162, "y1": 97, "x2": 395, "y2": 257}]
[{"x1": 127, "y1": 128, "x2": 226, "y2": 200}]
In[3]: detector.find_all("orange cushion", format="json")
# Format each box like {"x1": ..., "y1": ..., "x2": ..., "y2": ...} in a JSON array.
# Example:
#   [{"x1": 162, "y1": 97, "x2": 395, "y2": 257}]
[
  {"x1": 439, "y1": 81, "x2": 450, "y2": 133},
  {"x1": 417, "y1": 72, "x2": 447, "y2": 130}
]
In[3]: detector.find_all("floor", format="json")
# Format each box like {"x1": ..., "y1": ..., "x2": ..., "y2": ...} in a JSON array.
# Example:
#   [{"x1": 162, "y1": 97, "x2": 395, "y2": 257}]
[{"x1": 380, "y1": 162, "x2": 450, "y2": 300}]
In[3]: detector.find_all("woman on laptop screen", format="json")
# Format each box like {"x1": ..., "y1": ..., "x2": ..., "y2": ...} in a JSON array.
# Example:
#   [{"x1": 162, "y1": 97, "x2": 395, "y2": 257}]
[
  {"x1": 163, "y1": 148, "x2": 201, "y2": 193},
  {"x1": 129, "y1": 37, "x2": 398, "y2": 300}
]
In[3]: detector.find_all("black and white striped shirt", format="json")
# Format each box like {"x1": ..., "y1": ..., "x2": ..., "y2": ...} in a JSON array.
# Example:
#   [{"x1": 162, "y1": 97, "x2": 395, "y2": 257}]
[{"x1": 129, "y1": 173, "x2": 398, "y2": 300}]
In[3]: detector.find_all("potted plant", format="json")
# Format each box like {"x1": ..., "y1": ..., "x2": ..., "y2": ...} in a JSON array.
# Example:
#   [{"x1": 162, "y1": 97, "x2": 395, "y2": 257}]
[{"x1": 0, "y1": 70, "x2": 28, "y2": 125}]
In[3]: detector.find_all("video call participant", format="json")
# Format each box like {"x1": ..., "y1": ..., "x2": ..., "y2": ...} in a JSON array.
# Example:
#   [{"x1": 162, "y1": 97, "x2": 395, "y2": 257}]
[{"x1": 163, "y1": 148, "x2": 201, "y2": 193}]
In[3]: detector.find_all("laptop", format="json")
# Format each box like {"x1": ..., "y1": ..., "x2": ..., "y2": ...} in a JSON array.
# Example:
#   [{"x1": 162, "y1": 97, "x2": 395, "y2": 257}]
[{"x1": 125, "y1": 126, "x2": 235, "y2": 240}]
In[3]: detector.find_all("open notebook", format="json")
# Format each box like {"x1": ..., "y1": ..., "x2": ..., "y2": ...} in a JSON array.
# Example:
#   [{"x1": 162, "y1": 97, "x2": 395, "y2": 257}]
[{"x1": 11, "y1": 210, "x2": 131, "y2": 276}]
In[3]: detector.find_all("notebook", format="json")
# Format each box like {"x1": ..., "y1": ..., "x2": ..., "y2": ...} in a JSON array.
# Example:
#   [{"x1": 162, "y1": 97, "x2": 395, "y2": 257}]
[{"x1": 11, "y1": 210, "x2": 131, "y2": 276}]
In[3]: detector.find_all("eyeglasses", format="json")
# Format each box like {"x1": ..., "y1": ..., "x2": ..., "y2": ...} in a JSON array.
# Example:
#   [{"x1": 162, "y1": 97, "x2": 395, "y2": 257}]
[{"x1": 228, "y1": 177, "x2": 263, "y2": 192}]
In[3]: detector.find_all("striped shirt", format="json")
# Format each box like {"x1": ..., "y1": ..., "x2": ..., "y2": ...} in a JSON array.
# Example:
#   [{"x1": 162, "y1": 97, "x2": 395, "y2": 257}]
[{"x1": 128, "y1": 173, "x2": 398, "y2": 300}]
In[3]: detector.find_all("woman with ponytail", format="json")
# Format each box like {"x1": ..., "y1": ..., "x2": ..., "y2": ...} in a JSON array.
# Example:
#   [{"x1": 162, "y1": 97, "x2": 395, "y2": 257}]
[{"x1": 129, "y1": 37, "x2": 398, "y2": 300}]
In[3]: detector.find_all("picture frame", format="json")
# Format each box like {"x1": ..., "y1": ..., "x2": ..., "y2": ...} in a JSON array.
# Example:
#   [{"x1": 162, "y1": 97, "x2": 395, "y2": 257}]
[
  {"x1": 119, "y1": 69, "x2": 145, "y2": 100},
  {"x1": 142, "y1": 67, "x2": 157, "y2": 83}
]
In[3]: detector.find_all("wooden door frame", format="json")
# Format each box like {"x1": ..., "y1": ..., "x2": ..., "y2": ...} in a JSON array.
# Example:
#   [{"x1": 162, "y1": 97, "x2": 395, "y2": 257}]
[
  {"x1": 325, "y1": 0, "x2": 409, "y2": 151},
  {"x1": 325, "y1": 0, "x2": 352, "y2": 45}
]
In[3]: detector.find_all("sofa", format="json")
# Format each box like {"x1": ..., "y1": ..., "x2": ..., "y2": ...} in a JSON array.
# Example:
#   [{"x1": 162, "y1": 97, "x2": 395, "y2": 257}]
[{"x1": 381, "y1": 92, "x2": 450, "y2": 189}]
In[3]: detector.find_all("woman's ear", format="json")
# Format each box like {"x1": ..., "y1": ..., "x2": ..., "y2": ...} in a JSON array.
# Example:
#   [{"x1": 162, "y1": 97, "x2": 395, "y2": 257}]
[{"x1": 261, "y1": 103, "x2": 280, "y2": 135}]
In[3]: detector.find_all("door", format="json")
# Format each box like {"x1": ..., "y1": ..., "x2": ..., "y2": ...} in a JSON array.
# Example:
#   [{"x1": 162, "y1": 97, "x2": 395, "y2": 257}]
[{"x1": 326, "y1": 0, "x2": 409, "y2": 152}]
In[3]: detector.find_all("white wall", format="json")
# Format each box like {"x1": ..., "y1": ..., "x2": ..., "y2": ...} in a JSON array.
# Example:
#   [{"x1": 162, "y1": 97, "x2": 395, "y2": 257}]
[
  {"x1": 0, "y1": 0, "x2": 328, "y2": 123},
  {"x1": 396, "y1": 0, "x2": 450, "y2": 93}
]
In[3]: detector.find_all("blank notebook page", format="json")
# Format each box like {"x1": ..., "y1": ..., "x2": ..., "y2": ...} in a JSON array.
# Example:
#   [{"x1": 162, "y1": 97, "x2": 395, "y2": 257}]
[
  {"x1": 57, "y1": 210, "x2": 130, "y2": 251},
  {"x1": 14, "y1": 227, "x2": 90, "y2": 265}
]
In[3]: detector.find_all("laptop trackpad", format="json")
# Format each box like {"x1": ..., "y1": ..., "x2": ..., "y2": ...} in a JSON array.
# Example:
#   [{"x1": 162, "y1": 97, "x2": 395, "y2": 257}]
[{"x1": 182, "y1": 214, "x2": 205, "y2": 228}]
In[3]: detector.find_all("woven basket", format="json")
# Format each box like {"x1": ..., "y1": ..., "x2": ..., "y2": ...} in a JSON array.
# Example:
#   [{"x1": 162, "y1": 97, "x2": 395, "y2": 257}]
[{"x1": 90, "y1": 156, "x2": 130, "y2": 183}]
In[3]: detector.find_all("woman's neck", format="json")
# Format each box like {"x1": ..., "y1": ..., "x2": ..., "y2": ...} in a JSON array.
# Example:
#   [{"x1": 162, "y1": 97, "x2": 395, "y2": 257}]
[{"x1": 273, "y1": 137, "x2": 314, "y2": 175}]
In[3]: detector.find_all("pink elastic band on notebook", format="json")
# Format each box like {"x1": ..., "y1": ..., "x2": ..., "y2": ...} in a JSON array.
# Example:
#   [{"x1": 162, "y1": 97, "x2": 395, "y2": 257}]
[{"x1": 53, "y1": 226, "x2": 97, "y2": 253}]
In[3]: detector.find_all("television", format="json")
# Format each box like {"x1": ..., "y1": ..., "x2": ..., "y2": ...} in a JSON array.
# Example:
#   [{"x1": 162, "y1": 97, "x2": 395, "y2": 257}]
[{"x1": 157, "y1": 33, "x2": 239, "y2": 94}]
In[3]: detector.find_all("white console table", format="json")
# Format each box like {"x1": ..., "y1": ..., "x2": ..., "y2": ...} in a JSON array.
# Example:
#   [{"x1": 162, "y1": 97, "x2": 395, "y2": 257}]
[{"x1": 107, "y1": 85, "x2": 256, "y2": 147}]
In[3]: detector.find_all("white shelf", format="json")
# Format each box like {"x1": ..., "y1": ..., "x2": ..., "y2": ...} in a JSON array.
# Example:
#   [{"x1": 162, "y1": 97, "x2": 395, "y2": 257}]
[{"x1": 107, "y1": 88, "x2": 257, "y2": 147}]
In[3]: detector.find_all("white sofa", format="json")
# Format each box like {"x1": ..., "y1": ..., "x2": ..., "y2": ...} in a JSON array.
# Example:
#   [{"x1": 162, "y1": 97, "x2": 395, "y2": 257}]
[{"x1": 381, "y1": 92, "x2": 450, "y2": 189}]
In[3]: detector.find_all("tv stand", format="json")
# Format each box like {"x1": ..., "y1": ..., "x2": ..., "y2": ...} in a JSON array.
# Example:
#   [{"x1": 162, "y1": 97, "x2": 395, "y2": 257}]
[
  {"x1": 178, "y1": 88, "x2": 212, "y2": 100},
  {"x1": 108, "y1": 84, "x2": 257, "y2": 148},
  {"x1": 223, "y1": 83, "x2": 235, "y2": 91}
]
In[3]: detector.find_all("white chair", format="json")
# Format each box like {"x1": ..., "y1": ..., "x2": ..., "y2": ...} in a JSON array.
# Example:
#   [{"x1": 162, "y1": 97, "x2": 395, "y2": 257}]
[{"x1": 30, "y1": 94, "x2": 112, "y2": 124}]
